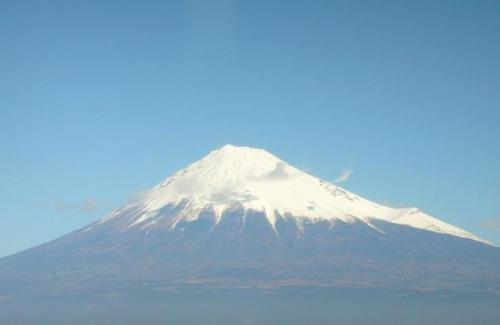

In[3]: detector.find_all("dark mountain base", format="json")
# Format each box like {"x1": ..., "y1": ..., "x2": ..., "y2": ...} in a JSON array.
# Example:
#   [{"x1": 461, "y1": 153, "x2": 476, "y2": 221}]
[{"x1": 0, "y1": 214, "x2": 499, "y2": 297}]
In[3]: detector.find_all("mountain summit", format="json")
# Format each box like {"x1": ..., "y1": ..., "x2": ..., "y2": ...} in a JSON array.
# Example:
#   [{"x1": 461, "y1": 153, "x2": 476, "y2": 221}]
[
  {"x1": 0, "y1": 145, "x2": 498, "y2": 298},
  {"x1": 99, "y1": 144, "x2": 486, "y2": 243}
]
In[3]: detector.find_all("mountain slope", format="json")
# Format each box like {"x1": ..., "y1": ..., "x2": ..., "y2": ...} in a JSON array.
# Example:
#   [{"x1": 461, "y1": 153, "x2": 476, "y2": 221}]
[{"x1": 0, "y1": 144, "x2": 498, "y2": 298}]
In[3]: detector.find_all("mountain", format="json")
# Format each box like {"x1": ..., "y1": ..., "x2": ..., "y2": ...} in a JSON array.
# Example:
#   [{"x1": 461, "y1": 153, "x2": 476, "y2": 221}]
[
  {"x1": 0, "y1": 144, "x2": 499, "y2": 299},
  {"x1": 98, "y1": 144, "x2": 486, "y2": 242}
]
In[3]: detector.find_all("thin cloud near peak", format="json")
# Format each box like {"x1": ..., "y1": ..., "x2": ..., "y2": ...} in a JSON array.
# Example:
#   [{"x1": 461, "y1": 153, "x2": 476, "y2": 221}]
[
  {"x1": 482, "y1": 217, "x2": 500, "y2": 232},
  {"x1": 335, "y1": 168, "x2": 353, "y2": 183}
]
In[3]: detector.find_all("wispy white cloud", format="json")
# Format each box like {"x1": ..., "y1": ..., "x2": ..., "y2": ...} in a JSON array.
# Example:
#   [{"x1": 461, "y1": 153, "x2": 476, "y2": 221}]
[
  {"x1": 126, "y1": 190, "x2": 148, "y2": 205},
  {"x1": 379, "y1": 200, "x2": 408, "y2": 209},
  {"x1": 335, "y1": 168, "x2": 353, "y2": 183},
  {"x1": 268, "y1": 162, "x2": 290, "y2": 180},
  {"x1": 482, "y1": 217, "x2": 500, "y2": 232},
  {"x1": 34, "y1": 198, "x2": 101, "y2": 214},
  {"x1": 78, "y1": 198, "x2": 98, "y2": 213}
]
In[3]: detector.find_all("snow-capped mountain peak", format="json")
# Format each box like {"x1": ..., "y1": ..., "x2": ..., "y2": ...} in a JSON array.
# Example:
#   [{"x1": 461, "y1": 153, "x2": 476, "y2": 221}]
[{"x1": 100, "y1": 144, "x2": 488, "y2": 244}]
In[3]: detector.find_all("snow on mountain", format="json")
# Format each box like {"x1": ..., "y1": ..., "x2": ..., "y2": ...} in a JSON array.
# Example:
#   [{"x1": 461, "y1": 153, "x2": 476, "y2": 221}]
[{"x1": 99, "y1": 144, "x2": 488, "y2": 244}]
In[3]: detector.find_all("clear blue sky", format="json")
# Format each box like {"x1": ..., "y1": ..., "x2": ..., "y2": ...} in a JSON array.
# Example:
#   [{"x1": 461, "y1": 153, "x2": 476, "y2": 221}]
[{"x1": 1, "y1": 0, "x2": 499, "y2": 256}]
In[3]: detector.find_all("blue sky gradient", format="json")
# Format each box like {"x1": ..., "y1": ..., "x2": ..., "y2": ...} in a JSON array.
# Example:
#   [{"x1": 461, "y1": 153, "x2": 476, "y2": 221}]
[{"x1": 1, "y1": 0, "x2": 500, "y2": 256}]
